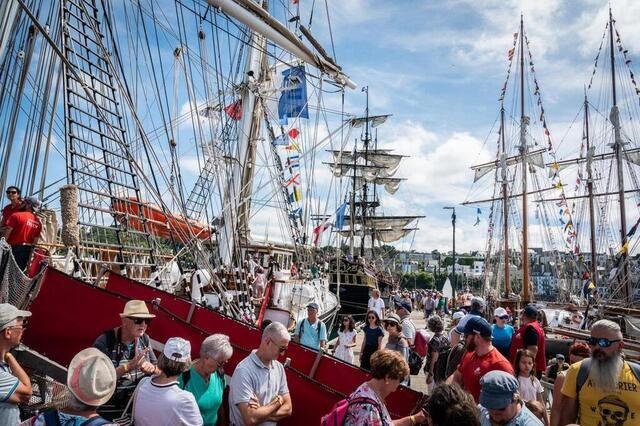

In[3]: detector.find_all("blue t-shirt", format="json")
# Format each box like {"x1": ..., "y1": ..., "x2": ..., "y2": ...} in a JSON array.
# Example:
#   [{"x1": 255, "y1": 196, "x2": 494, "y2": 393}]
[
  {"x1": 363, "y1": 325, "x2": 384, "y2": 348},
  {"x1": 296, "y1": 318, "x2": 327, "y2": 350},
  {"x1": 491, "y1": 323, "x2": 515, "y2": 357}
]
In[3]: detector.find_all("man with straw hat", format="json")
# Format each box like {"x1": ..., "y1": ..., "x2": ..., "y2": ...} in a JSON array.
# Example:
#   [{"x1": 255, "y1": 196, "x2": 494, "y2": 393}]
[
  {"x1": 93, "y1": 300, "x2": 158, "y2": 420},
  {"x1": 21, "y1": 348, "x2": 118, "y2": 425}
]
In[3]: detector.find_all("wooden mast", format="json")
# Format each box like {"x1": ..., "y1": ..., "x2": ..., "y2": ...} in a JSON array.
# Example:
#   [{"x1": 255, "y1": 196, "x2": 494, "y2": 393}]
[
  {"x1": 501, "y1": 105, "x2": 511, "y2": 297},
  {"x1": 519, "y1": 15, "x2": 531, "y2": 303},
  {"x1": 584, "y1": 91, "x2": 598, "y2": 287},
  {"x1": 608, "y1": 7, "x2": 631, "y2": 302}
]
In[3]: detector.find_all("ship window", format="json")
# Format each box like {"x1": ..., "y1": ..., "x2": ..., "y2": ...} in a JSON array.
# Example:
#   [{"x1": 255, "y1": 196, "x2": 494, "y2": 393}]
[{"x1": 356, "y1": 275, "x2": 362, "y2": 285}]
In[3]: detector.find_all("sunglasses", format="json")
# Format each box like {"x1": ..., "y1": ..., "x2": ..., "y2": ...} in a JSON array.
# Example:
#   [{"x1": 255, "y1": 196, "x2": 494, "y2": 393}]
[
  {"x1": 367, "y1": 316, "x2": 376, "y2": 320},
  {"x1": 127, "y1": 317, "x2": 152, "y2": 325},
  {"x1": 342, "y1": 318, "x2": 350, "y2": 322},
  {"x1": 269, "y1": 339, "x2": 288, "y2": 353},
  {"x1": 5, "y1": 191, "x2": 17, "y2": 194},
  {"x1": 586, "y1": 337, "x2": 621, "y2": 348},
  {"x1": 497, "y1": 315, "x2": 509, "y2": 320}
]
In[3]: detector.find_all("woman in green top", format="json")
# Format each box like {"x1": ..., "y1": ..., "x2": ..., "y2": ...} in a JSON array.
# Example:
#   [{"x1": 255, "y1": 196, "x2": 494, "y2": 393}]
[{"x1": 179, "y1": 334, "x2": 233, "y2": 425}]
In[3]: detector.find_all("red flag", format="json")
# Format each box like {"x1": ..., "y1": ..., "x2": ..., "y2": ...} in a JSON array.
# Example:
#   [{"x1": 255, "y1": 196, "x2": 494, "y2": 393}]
[
  {"x1": 291, "y1": 0, "x2": 299, "y2": 3},
  {"x1": 224, "y1": 100, "x2": 242, "y2": 120},
  {"x1": 288, "y1": 128, "x2": 300, "y2": 139}
]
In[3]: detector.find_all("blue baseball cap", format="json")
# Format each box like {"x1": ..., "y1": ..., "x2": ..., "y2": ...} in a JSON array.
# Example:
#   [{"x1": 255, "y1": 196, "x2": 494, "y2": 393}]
[
  {"x1": 307, "y1": 302, "x2": 319, "y2": 311},
  {"x1": 480, "y1": 370, "x2": 519, "y2": 410},
  {"x1": 463, "y1": 316, "x2": 492, "y2": 337},
  {"x1": 393, "y1": 297, "x2": 412, "y2": 313}
]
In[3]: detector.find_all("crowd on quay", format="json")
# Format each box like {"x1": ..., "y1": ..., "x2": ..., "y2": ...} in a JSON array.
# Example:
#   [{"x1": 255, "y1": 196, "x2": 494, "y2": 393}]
[{"x1": 0, "y1": 283, "x2": 636, "y2": 425}]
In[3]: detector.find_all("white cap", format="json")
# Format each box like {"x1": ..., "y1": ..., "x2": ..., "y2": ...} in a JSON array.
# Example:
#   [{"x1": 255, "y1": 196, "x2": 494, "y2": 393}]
[
  {"x1": 494, "y1": 307, "x2": 508, "y2": 317},
  {"x1": 163, "y1": 337, "x2": 191, "y2": 362},
  {"x1": 452, "y1": 311, "x2": 465, "y2": 320}
]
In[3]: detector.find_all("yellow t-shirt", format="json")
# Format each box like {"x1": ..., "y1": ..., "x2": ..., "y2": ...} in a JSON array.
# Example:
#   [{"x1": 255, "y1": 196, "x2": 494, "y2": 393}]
[{"x1": 561, "y1": 359, "x2": 640, "y2": 426}]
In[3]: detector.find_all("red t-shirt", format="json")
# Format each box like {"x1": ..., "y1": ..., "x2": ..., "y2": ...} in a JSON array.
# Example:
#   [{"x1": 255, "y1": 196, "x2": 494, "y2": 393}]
[
  {"x1": 5, "y1": 212, "x2": 42, "y2": 245},
  {"x1": 457, "y1": 347, "x2": 515, "y2": 402},
  {"x1": 1, "y1": 203, "x2": 22, "y2": 226}
]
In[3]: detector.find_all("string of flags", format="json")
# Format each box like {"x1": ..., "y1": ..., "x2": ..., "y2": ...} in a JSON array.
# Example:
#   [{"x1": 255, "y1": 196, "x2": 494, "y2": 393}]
[
  {"x1": 499, "y1": 32, "x2": 519, "y2": 102},
  {"x1": 524, "y1": 35, "x2": 552, "y2": 150},
  {"x1": 587, "y1": 23, "x2": 608, "y2": 90},
  {"x1": 474, "y1": 208, "x2": 481, "y2": 226},
  {"x1": 614, "y1": 27, "x2": 640, "y2": 98}
]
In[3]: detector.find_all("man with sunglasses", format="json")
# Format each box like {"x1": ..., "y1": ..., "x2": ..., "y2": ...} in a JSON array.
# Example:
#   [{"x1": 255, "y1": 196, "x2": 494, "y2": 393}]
[
  {"x1": 0, "y1": 303, "x2": 33, "y2": 425},
  {"x1": 559, "y1": 319, "x2": 640, "y2": 426},
  {"x1": 93, "y1": 299, "x2": 158, "y2": 420},
  {"x1": 229, "y1": 322, "x2": 292, "y2": 426}
]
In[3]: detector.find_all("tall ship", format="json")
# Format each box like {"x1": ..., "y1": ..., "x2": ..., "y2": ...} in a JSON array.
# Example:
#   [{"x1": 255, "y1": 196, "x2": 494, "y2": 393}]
[
  {"x1": 322, "y1": 91, "x2": 423, "y2": 316},
  {"x1": 465, "y1": 11, "x2": 640, "y2": 347},
  {"x1": 0, "y1": 0, "x2": 426, "y2": 422}
]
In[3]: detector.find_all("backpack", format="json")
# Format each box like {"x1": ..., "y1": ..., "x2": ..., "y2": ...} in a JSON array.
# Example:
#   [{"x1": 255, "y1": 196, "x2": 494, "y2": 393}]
[
  {"x1": 407, "y1": 349, "x2": 423, "y2": 375},
  {"x1": 299, "y1": 319, "x2": 322, "y2": 341},
  {"x1": 320, "y1": 396, "x2": 382, "y2": 426},
  {"x1": 413, "y1": 329, "x2": 430, "y2": 358},
  {"x1": 433, "y1": 346, "x2": 452, "y2": 382},
  {"x1": 576, "y1": 358, "x2": 640, "y2": 395},
  {"x1": 42, "y1": 409, "x2": 112, "y2": 426},
  {"x1": 103, "y1": 327, "x2": 151, "y2": 365}
]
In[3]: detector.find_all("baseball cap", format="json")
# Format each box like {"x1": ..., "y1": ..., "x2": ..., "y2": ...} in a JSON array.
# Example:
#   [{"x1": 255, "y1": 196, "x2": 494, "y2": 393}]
[
  {"x1": 479, "y1": 370, "x2": 519, "y2": 410},
  {"x1": 393, "y1": 297, "x2": 412, "y2": 313},
  {"x1": 307, "y1": 302, "x2": 319, "y2": 311},
  {"x1": 471, "y1": 297, "x2": 485, "y2": 309},
  {"x1": 163, "y1": 337, "x2": 191, "y2": 363},
  {"x1": 463, "y1": 316, "x2": 492, "y2": 337},
  {"x1": 452, "y1": 311, "x2": 465, "y2": 321},
  {"x1": 0, "y1": 303, "x2": 31, "y2": 330},
  {"x1": 522, "y1": 304, "x2": 538, "y2": 318},
  {"x1": 494, "y1": 307, "x2": 508, "y2": 318},
  {"x1": 23, "y1": 196, "x2": 41, "y2": 209},
  {"x1": 67, "y1": 348, "x2": 117, "y2": 407},
  {"x1": 556, "y1": 354, "x2": 565, "y2": 360}
]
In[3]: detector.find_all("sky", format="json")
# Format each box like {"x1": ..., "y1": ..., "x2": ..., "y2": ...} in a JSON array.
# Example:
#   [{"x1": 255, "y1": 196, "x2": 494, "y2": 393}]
[{"x1": 279, "y1": 0, "x2": 640, "y2": 254}]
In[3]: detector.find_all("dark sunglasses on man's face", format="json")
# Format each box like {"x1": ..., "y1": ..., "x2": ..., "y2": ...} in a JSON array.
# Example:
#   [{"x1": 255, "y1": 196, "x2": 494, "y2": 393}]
[
  {"x1": 586, "y1": 337, "x2": 621, "y2": 348},
  {"x1": 497, "y1": 315, "x2": 509, "y2": 320},
  {"x1": 128, "y1": 317, "x2": 152, "y2": 325},
  {"x1": 6, "y1": 191, "x2": 17, "y2": 195}
]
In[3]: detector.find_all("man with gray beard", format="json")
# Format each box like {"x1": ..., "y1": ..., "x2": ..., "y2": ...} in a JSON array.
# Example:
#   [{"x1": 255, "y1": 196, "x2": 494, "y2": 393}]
[{"x1": 559, "y1": 319, "x2": 640, "y2": 426}]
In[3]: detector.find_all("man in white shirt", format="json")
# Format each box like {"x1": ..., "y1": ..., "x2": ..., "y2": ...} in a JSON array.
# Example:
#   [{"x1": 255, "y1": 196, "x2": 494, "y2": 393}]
[{"x1": 367, "y1": 289, "x2": 385, "y2": 319}]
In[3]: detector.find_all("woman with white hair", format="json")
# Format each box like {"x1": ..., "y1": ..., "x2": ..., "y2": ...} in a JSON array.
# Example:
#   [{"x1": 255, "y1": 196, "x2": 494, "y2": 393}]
[{"x1": 179, "y1": 334, "x2": 233, "y2": 426}]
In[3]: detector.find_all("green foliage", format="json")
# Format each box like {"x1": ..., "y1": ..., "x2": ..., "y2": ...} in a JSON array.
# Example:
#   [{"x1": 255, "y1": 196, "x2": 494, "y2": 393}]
[{"x1": 399, "y1": 271, "x2": 434, "y2": 289}]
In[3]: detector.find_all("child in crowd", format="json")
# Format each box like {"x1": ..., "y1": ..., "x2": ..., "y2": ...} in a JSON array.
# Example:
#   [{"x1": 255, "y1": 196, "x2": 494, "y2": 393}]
[
  {"x1": 334, "y1": 315, "x2": 357, "y2": 363},
  {"x1": 514, "y1": 349, "x2": 544, "y2": 404}
]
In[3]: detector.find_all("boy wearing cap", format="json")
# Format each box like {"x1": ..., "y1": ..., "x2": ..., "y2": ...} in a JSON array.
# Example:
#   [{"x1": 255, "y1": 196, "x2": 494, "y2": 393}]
[
  {"x1": 492, "y1": 307, "x2": 514, "y2": 358},
  {"x1": 93, "y1": 300, "x2": 158, "y2": 420},
  {"x1": 478, "y1": 370, "x2": 543, "y2": 426},
  {"x1": 2, "y1": 197, "x2": 42, "y2": 271},
  {"x1": 292, "y1": 303, "x2": 327, "y2": 351},
  {"x1": 0, "y1": 303, "x2": 32, "y2": 425},
  {"x1": 446, "y1": 316, "x2": 514, "y2": 402}
]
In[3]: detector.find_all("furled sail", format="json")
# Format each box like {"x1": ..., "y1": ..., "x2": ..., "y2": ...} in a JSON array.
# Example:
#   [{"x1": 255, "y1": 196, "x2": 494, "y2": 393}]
[
  {"x1": 349, "y1": 114, "x2": 391, "y2": 128},
  {"x1": 472, "y1": 148, "x2": 547, "y2": 182}
]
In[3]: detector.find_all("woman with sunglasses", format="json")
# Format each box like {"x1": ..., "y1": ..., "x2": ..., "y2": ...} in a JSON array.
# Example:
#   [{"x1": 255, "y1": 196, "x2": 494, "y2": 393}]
[
  {"x1": 491, "y1": 307, "x2": 514, "y2": 358},
  {"x1": 179, "y1": 334, "x2": 233, "y2": 425},
  {"x1": 360, "y1": 310, "x2": 384, "y2": 371},
  {"x1": 0, "y1": 186, "x2": 21, "y2": 230},
  {"x1": 335, "y1": 316, "x2": 357, "y2": 363}
]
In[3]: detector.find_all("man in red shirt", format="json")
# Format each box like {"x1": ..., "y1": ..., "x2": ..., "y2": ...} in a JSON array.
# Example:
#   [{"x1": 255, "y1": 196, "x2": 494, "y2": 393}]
[
  {"x1": 0, "y1": 186, "x2": 22, "y2": 230},
  {"x1": 446, "y1": 316, "x2": 514, "y2": 402},
  {"x1": 2, "y1": 197, "x2": 42, "y2": 271},
  {"x1": 509, "y1": 304, "x2": 546, "y2": 379}
]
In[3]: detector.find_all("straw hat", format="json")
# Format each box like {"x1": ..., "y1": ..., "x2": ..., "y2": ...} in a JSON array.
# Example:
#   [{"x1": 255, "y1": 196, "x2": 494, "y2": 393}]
[
  {"x1": 67, "y1": 348, "x2": 117, "y2": 407},
  {"x1": 119, "y1": 300, "x2": 156, "y2": 319}
]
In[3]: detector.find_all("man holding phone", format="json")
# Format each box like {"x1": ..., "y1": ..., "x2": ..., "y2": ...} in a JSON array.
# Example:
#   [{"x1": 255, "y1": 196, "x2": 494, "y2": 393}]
[{"x1": 93, "y1": 299, "x2": 158, "y2": 420}]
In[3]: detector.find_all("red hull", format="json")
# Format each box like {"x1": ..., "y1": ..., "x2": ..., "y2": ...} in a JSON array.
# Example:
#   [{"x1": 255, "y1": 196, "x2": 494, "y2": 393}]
[{"x1": 23, "y1": 268, "x2": 424, "y2": 423}]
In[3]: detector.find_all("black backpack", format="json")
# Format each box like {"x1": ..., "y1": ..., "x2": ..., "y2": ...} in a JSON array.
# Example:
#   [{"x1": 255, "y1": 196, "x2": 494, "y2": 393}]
[{"x1": 433, "y1": 346, "x2": 452, "y2": 382}]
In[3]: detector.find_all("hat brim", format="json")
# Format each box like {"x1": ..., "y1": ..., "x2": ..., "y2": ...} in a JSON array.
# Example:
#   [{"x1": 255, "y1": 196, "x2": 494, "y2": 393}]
[
  {"x1": 480, "y1": 393, "x2": 513, "y2": 410},
  {"x1": 16, "y1": 309, "x2": 32, "y2": 318},
  {"x1": 119, "y1": 313, "x2": 156, "y2": 319}
]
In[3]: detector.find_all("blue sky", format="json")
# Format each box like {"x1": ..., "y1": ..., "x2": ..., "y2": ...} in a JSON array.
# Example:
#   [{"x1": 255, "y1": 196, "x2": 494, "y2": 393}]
[{"x1": 289, "y1": 0, "x2": 640, "y2": 253}]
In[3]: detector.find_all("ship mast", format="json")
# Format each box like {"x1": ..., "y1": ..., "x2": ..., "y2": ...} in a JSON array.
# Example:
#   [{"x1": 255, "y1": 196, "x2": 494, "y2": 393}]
[
  {"x1": 500, "y1": 105, "x2": 511, "y2": 297},
  {"x1": 584, "y1": 91, "x2": 598, "y2": 287},
  {"x1": 360, "y1": 86, "x2": 370, "y2": 257},
  {"x1": 519, "y1": 15, "x2": 531, "y2": 303},
  {"x1": 608, "y1": 7, "x2": 631, "y2": 301}
]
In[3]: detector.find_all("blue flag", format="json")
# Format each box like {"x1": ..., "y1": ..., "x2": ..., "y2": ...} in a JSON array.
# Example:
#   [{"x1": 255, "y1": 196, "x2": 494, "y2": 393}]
[
  {"x1": 278, "y1": 66, "x2": 309, "y2": 124},
  {"x1": 334, "y1": 202, "x2": 348, "y2": 230},
  {"x1": 273, "y1": 134, "x2": 289, "y2": 145}
]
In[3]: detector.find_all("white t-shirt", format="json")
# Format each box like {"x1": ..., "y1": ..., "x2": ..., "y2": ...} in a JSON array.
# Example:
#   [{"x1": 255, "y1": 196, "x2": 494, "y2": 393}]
[
  {"x1": 517, "y1": 375, "x2": 543, "y2": 402},
  {"x1": 367, "y1": 297, "x2": 385, "y2": 318},
  {"x1": 133, "y1": 377, "x2": 203, "y2": 426}
]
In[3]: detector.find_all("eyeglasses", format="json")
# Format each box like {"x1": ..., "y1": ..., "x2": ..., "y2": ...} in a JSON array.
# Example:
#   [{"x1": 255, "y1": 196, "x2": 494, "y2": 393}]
[
  {"x1": 269, "y1": 339, "x2": 288, "y2": 353},
  {"x1": 586, "y1": 337, "x2": 621, "y2": 348},
  {"x1": 127, "y1": 317, "x2": 152, "y2": 325},
  {"x1": 215, "y1": 358, "x2": 229, "y2": 368}
]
